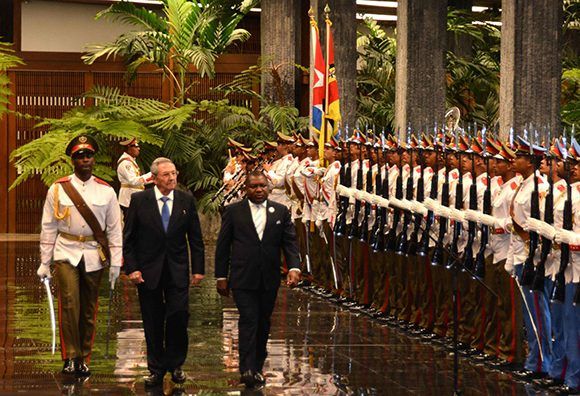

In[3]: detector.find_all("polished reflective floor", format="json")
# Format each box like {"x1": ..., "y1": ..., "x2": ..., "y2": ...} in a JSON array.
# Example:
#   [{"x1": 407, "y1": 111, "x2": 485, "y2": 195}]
[{"x1": 0, "y1": 240, "x2": 554, "y2": 395}]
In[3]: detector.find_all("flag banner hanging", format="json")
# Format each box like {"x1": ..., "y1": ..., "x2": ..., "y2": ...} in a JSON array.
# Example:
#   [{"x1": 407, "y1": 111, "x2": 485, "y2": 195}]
[
  {"x1": 309, "y1": 15, "x2": 326, "y2": 141},
  {"x1": 325, "y1": 18, "x2": 341, "y2": 138}
]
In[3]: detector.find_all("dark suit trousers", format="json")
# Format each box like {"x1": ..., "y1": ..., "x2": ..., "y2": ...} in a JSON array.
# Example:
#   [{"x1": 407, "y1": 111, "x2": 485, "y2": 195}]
[
  {"x1": 138, "y1": 265, "x2": 189, "y2": 375},
  {"x1": 233, "y1": 283, "x2": 278, "y2": 374}
]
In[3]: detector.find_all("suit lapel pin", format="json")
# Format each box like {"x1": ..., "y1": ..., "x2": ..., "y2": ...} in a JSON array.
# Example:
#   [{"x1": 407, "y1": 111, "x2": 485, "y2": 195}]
[
  {"x1": 183, "y1": 209, "x2": 187, "y2": 214},
  {"x1": 276, "y1": 220, "x2": 281, "y2": 224},
  {"x1": 268, "y1": 206, "x2": 275, "y2": 213}
]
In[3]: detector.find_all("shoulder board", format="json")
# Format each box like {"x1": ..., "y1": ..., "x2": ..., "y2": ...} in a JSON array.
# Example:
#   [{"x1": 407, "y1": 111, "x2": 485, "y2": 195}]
[
  {"x1": 428, "y1": 168, "x2": 434, "y2": 174},
  {"x1": 334, "y1": 162, "x2": 340, "y2": 169},
  {"x1": 452, "y1": 172, "x2": 459, "y2": 180},
  {"x1": 94, "y1": 177, "x2": 111, "y2": 187},
  {"x1": 55, "y1": 176, "x2": 71, "y2": 184},
  {"x1": 510, "y1": 181, "x2": 518, "y2": 190},
  {"x1": 577, "y1": 184, "x2": 580, "y2": 193},
  {"x1": 482, "y1": 177, "x2": 488, "y2": 186},
  {"x1": 537, "y1": 176, "x2": 545, "y2": 184},
  {"x1": 557, "y1": 184, "x2": 566, "y2": 193}
]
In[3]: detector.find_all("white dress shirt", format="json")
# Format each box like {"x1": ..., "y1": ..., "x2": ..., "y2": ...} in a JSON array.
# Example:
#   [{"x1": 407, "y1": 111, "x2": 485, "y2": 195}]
[
  {"x1": 249, "y1": 200, "x2": 267, "y2": 240},
  {"x1": 154, "y1": 186, "x2": 174, "y2": 216}
]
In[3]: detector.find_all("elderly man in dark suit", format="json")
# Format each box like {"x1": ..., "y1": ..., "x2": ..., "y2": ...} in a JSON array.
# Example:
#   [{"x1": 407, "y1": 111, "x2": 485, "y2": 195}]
[
  {"x1": 215, "y1": 170, "x2": 301, "y2": 388},
  {"x1": 123, "y1": 157, "x2": 205, "y2": 388}
]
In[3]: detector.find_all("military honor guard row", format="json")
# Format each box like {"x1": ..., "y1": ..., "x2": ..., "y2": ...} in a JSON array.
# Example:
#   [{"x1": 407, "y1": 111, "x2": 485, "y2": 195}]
[{"x1": 218, "y1": 123, "x2": 580, "y2": 394}]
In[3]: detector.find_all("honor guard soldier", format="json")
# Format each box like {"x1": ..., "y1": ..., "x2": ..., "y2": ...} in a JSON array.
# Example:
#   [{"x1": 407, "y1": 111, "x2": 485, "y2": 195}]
[
  {"x1": 117, "y1": 138, "x2": 153, "y2": 215},
  {"x1": 37, "y1": 135, "x2": 123, "y2": 378},
  {"x1": 509, "y1": 136, "x2": 552, "y2": 380},
  {"x1": 265, "y1": 132, "x2": 295, "y2": 208},
  {"x1": 224, "y1": 138, "x2": 252, "y2": 185}
]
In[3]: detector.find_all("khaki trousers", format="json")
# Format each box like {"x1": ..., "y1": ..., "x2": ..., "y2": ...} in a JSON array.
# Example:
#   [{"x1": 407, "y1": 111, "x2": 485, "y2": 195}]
[{"x1": 54, "y1": 259, "x2": 103, "y2": 361}]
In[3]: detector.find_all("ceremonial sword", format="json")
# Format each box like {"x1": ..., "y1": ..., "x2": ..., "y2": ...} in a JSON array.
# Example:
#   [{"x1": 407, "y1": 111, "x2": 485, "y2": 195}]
[{"x1": 41, "y1": 277, "x2": 56, "y2": 355}]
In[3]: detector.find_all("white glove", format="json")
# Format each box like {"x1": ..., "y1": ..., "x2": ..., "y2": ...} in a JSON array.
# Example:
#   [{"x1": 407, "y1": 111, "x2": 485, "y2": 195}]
[
  {"x1": 424, "y1": 198, "x2": 438, "y2": 212},
  {"x1": 400, "y1": 199, "x2": 412, "y2": 210},
  {"x1": 479, "y1": 213, "x2": 496, "y2": 227},
  {"x1": 464, "y1": 209, "x2": 480, "y2": 223},
  {"x1": 353, "y1": 189, "x2": 363, "y2": 201},
  {"x1": 390, "y1": 197, "x2": 403, "y2": 209},
  {"x1": 411, "y1": 201, "x2": 428, "y2": 216},
  {"x1": 336, "y1": 185, "x2": 347, "y2": 197},
  {"x1": 438, "y1": 205, "x2": 452, "y2": 219},
  {"x1": 449, "y1": 208, "x2": 465, "y2": 222},
  {"x1": 554, "y1": 228, "x2": 580, "y2": 246},
  {"x1": 378, "y1": 197, "x2": 390, "y2": 209},
  {"x1": 109, "y1": 266, "x2": 121, "y2": 289},
  {"x1": 370, "y1": 194, "x2": 382, "y2": 205},
  {"x1": 36, "y1": 264, "x2": 51, "y2": 280},
  {"x1": 361, "y1": 191, "x2": 373, "y2": 203}
]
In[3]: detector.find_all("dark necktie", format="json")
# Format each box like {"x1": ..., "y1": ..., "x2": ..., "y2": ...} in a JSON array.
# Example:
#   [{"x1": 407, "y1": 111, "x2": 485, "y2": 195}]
[{"x1": 161, "y1": 196, "x2": 170, "y2": 232}]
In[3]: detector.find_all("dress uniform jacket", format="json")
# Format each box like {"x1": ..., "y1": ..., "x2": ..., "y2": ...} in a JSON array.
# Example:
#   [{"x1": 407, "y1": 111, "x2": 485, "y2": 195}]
[
  {"x1": 40, "y1": 174, "x2": 123, "y2": 270},
  {"x1": 117, "y1": 152, "x2": 153, "y2": 208},
  {"x1": 267, "y1": 154, "x2": 293, "y2": 208}
]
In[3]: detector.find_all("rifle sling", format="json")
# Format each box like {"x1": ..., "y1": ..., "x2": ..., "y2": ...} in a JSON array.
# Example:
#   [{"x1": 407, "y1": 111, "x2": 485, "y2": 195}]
[{"x1": 60, "y1": 181, "x2": 110, "y2": 262}]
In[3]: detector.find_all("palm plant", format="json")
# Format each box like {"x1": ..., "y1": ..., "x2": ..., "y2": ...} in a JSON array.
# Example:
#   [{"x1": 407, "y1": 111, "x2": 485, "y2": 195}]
[
  {"x1": 0, "y1": 42, "x2": 24, "y2": 117},
  {"x1": 83, "y1": 0, "x2": 257, "y2": 105}
]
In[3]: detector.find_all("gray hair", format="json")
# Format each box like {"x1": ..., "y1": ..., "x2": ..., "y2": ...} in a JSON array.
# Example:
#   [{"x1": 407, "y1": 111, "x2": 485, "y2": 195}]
[{"x1": 150, "y1": 157, "x2": 174, "y2": 176}]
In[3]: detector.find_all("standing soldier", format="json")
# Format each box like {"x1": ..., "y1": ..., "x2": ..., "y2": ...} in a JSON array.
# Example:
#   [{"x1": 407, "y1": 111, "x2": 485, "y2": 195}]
[
  {"x1": 117, "y1": 138, "x2": 153, "y2": 216},
  {"x1": 37, "y1": 135, "x2": 123, "y2": 377},
  {"x1": 510, "y1": 136, "x2": 552, "y2": 380},
  {"x1": 264, "y1": 132, "x2": 294, "y2": 209}
]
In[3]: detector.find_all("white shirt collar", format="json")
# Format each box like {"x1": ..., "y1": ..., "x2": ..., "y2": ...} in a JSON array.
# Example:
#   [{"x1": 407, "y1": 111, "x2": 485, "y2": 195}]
[
  {"x1": 71, "y1": 173, "x2": 93, "y2": 185},
  {"x1": 154, "y1": 185, "x2": 174, "y2": 201},
  {"x1": 249, "y1": 199, "x2": 267, "y2": 208}
]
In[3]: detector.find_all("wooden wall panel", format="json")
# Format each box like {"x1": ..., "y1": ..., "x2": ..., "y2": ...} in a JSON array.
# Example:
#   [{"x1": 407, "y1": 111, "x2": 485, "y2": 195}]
[{"x1": 4, "y1": 67, "x2": 257, "y2": 233}]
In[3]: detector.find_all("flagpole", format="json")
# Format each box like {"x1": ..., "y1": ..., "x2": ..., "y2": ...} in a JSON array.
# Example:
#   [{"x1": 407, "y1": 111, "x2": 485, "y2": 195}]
[
  {"x1": 308, "y1": 7, "x2": 315, "y2": 141},
  {"x1": 322, "y1": 4, "x2": 332, "y2": 167}
]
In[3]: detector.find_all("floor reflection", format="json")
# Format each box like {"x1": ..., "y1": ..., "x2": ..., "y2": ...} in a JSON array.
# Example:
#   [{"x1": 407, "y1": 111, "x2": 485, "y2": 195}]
[{"x1": 0, "y1": 241, "x2": 544, "y2": 395}]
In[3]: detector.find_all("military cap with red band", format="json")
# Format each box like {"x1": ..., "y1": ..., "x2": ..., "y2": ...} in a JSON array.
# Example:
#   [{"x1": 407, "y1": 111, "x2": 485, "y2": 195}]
[{"x1": 66, "y1": 135, "x2": 99, "y2": 157}]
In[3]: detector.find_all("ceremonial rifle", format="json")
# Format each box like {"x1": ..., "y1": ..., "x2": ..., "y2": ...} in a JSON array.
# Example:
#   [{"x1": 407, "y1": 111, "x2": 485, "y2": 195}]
[
  {"x1": 418, "y1": 126, "x2": 440, "y2": 256},
  {"x1": 431, "y1": 138, "x2": 449, "y2": 266},
  {"x1": 462, "y1": 131, "x2": 478, "y2": 273},
  {"x1": 474, "y1": 127, "x2": 491, "y2": 279},
  {"x1": 359, "y1": 132, "x2": 374, "y2": 243},
  {"x1": 334, "y1": 127, "x2": 351, "y2": 236},
  {"x1": 396, "y1": 129, "x2": 415, "y2": 256},
  {"x1": 372, "y1": 133, "x2": 389, "y2": 252},
  {"x1": 532, "y1": 128, "x2": 554, "y2": 292},
  {"x1": 370, "y1": 138, "x2": 383, "y2": 250},
  {"x1": 211, "y1": 166, "x2": 244, "y2": 203},
  {"x1": 521, "y1": 130, "x2": 541, "y2": 287},
  {"x1": 447, "y1": 131, "x2": 464, "y2": 269},
  {"x1": 348, "y1": 131, "x2": 364, "y2": 241},
  {"x1": 385, "y1": 136, "x2": 404, "y2": 252},
  {"x1": 406, "y1": 132, "x2": 425, "y2": 256},
  {"x1": 551, "y1": 138, "x2": 572, "y2": 304}
]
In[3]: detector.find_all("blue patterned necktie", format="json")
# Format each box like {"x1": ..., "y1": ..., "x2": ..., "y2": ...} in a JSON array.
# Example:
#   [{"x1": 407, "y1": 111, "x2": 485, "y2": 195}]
[{"x1": 160, "y1": 196, "x2": 170, "y2": 232}]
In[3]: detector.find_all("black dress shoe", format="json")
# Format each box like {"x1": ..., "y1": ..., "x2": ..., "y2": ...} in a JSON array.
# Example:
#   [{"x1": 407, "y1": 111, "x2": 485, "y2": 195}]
[
  {"x1": 533, "y1": 377, "x2": 564, "y2": 389},
  {"x1": 240, "y1": 370, "x2": 256, "y2": 388},
  {"x1": 512, "y1": 369, "x2": 547, "y2": 381},
  {"x1": 75, "y1": 359, "x2": 91, "y2": 377},
  {"x1": 61, "y1": 359, "x2": 76, "y2": 376},
  {"x1": 553, "y1": 384, "x2": 579, "y2": 395},
  {"x1": 254, "y1": 372, "x2": 266, "y2": 386},
  {"x1": 171, "y1": 368, "x2": 186, "y2": 384},
  {"x1": 144, "y1": 372, "x2": 164, "y2": 387}
]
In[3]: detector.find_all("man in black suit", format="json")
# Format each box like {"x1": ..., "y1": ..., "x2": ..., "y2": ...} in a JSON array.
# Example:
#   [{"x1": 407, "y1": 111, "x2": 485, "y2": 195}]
[
  {"x1": 215, "y1": 171, "x2": 301, "y2": 388},
  {"x1": 123, "y1": 157, "x2": 205, "y2": 387}
]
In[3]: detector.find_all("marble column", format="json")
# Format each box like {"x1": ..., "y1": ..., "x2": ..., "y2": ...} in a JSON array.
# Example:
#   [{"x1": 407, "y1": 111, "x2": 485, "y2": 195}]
[
  {"x1": 394, "y1": 0, "x2": 447, "y2": 135},
  {"x1": 499, "y1": 0, "x2": 562, "y2": 139}
]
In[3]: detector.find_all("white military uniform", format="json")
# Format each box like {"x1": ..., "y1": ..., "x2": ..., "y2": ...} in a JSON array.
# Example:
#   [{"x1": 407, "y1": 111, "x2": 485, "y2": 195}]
[
  {"x1": 267, "y1": 153, "x2": 293, "y2": 208},
  {"x1": 117, "y1": 152, "x2": 153, "y2": 208},
  {"x1": 40, "y1": 174, "x2": 123, "y2": 271}
]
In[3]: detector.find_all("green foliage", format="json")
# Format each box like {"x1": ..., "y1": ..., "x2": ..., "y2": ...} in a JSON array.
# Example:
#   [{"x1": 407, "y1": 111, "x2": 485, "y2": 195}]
[
  {"x1": 0, "y1": 42, "x2": 24, "y2": 117},
  {"x1": 83, "y1": 0, "x2": 257, "y2": 104}
]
